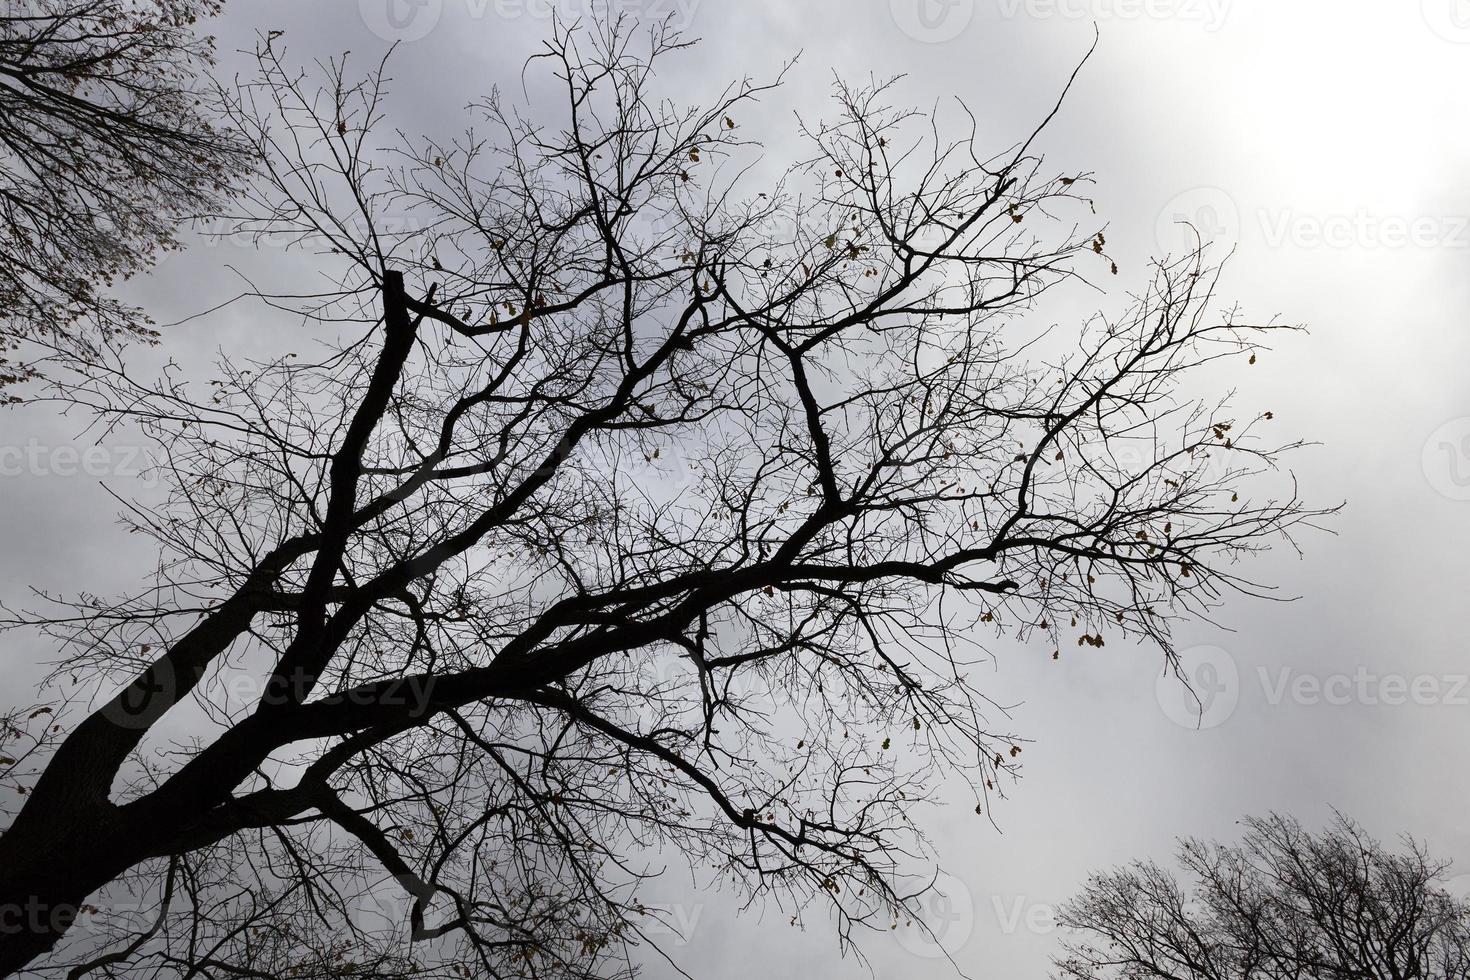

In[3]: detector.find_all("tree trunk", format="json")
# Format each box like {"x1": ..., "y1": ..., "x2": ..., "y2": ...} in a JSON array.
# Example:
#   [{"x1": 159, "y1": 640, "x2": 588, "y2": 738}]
[{"x1": 0, "y1": 803, "x2": 132, "y2": 977}]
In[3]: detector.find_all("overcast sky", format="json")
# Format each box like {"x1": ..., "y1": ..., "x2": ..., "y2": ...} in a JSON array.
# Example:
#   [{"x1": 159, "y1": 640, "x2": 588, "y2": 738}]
[{"x1": 4, "y1": 1, "x2": 1470, "y2": 977}]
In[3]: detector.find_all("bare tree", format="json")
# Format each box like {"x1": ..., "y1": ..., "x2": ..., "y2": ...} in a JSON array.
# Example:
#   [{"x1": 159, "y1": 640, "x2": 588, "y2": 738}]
[
  {"x1": 1055, "y1": 813, "x2": 1470, "y2": 980},
  {"x1": 0, "y1": 0, "x2": 248, "y2": 395},
  {"x1": 0, "y1": 17, "x2": 1325, "y2": 978}
]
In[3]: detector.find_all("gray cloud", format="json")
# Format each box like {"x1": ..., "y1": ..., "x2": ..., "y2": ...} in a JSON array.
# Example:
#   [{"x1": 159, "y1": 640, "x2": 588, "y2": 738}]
[{"x1": 3, "y1": 1, "x2": 1467, "y2": 977}]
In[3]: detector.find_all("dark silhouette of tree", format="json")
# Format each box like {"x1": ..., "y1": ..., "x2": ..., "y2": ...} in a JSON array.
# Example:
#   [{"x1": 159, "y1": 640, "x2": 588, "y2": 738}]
[
  {"x1": 0, "y1": 17, "x2": 1325, "y2": 978},
  {"x1": 1056, "y1": 813, "x2": 1470, "y2": 980},
  {"x1": 0, "y1": 0, "x2": 248, "y2": 395}
]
